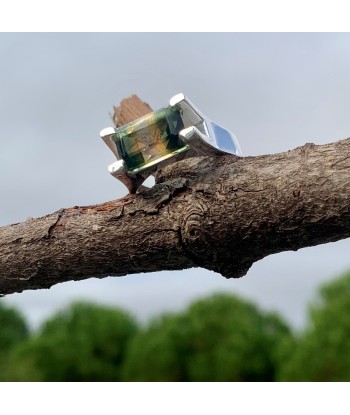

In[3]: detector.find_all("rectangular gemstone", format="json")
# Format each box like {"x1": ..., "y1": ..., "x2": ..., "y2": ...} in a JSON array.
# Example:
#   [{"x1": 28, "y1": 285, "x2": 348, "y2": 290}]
[{"x1": 112, "y1": 107, "x2": 188, "y2": 173}]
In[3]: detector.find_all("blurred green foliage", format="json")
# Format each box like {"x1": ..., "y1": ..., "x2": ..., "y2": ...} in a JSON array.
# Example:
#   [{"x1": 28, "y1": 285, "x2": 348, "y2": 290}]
[
  {"x1": 279, "y1": 271, "x2": 350, "y2": 381},
  {"x1": 0, "y1": 302, "x2": 29, "y2": 353},
  {"x1": 0, "y1": 302, "x2": 29, "y2": 380},
  {"x1": 5, "y1": 302, "x2": 138, "y2": 381},
  {"x1": 2, "y1": 271, "x2": 350, "y2": 382},
  {"x1": 123, "y1": 294, "x2": 291, "y2": 381}
]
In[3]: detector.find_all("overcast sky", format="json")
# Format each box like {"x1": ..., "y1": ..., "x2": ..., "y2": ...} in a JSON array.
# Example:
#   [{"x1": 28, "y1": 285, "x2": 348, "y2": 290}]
[{"x1": 1, "y1": 33, "x2": 350, "y2": 329}]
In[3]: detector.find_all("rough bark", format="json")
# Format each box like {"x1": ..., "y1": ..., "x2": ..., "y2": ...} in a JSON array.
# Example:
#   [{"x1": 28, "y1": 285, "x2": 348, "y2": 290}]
[{"x1": 1, "y1": 95, "x2": 350, "y2": 296}]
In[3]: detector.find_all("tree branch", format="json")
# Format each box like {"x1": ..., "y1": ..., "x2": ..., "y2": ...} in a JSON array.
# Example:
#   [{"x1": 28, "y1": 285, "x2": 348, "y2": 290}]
[{"x1": 1, "y1": 95, "x2": 350, "y2": 295}]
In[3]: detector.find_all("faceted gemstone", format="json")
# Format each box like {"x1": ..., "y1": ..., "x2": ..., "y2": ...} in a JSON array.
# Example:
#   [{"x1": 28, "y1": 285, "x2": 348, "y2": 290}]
[{"x1": 113, "y1": 107, "x2": 188, "y2": 173}]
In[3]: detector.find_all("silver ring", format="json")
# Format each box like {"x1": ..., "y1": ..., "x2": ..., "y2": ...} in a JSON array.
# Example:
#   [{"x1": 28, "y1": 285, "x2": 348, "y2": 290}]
[{"x1": 100, "y1": 93, "x2": 242, "y2": 193}]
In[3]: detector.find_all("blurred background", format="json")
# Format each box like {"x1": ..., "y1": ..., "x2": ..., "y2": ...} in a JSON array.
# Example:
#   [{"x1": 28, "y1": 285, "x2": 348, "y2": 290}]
[{"x1": 1, "y1": 33, "x2": 350, "y2": 364}]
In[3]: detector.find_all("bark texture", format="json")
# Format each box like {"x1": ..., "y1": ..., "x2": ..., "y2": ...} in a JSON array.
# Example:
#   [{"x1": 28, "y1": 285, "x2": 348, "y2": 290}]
[{"x1": 1, "y1": 95, "x2": 350, "y2": 296}]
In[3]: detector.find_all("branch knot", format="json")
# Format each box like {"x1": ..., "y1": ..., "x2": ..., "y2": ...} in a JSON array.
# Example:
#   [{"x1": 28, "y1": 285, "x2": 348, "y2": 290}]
[{"x1": 181, "y1": 198, "x2": 213, "y2": 266}]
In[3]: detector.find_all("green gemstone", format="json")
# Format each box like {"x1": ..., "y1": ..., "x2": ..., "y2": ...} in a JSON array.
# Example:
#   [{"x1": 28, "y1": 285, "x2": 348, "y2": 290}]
[{"x1": 113, "y1": 107, "x2": 188, "y2": 173}]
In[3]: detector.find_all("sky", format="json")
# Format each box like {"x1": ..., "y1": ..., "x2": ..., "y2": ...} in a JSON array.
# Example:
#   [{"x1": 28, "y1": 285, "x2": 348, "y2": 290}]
[{"x1": 1, "y1": 33, "x2": 350, "y2": 330}]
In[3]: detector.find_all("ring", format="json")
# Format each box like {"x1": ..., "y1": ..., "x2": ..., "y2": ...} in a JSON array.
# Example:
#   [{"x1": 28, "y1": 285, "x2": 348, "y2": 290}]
[{"x1": 100, "y1": 93, "x2": 242, "y2": 193}]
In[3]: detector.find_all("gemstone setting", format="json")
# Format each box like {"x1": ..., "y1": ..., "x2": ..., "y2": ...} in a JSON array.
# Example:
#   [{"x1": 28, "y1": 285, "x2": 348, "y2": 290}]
[
  {"x1": 112, "y1": 107, "x2": 188, "y2": 174},
  {"x1": 100, "y1": 93, "x2": 242, "y2": 194}
]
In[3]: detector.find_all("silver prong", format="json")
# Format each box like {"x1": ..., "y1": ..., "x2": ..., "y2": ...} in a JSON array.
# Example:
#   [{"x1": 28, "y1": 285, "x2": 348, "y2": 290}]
[
  {"x1": 108, "y1": 160, "x2": 150, "y2": 194},
  {"x1": 108, "y1": 159, "x2": 126, "y2": 177},
  {"x1": 169, "y1": 93, "x2": 186, "y2": 107},
  {"x1": 100, "y1": 127, "x2": 119, "y2": 158},
  {"x1": 179, "y1": 126, "x2": 226, "y2": 157},
  {"x1": 179, "y1": 126, "x2": 196, "y2": 143},
  {"x1": 100, "y1": 127, "x2": 115, "y2": 138},
  {"x1": 169, "y1": 93, "x2": 210, "y2": 141},
  {"x1": 169, "y1": 93, "x2": 205, "y2": 119}
]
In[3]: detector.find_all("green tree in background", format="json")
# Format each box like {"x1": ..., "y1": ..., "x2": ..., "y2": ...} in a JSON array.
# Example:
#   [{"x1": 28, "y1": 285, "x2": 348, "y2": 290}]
[
  {"x1": 12, "y1": 277, "x2": 350, "y2": 382},
  {"x1": 279, "y1": 271, "x2": 350, "y2": 381},
  {"x1": 7, "y1": 302, "x2": 138, "y2": 381},
  {"x1": 0, "y1": 301, "x2": 29, "y2": 380},
  {"x1": 123, "y1": 293, "x2": 292, "y2": 381},
  {"x1": 0, "y1": 302, "x2": 29, "y2": 353}
]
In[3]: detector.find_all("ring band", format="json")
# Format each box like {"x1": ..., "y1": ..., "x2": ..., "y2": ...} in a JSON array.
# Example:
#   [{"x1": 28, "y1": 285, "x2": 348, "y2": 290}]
[{"x1": 100, "y1": 93, "x2": 242, "y2": 193}]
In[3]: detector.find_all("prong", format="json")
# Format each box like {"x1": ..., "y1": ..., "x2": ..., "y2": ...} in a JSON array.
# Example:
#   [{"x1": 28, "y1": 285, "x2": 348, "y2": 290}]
[
  {"x1": 169, "y1": 93, "x2": 186, "y2": 107},
  {"x1": 169, "y1": 93, "x2": 205, "y2": 119},
  {"x1": 100, "y1": 127, "x2": 115, "y2": 138},
  {"x1": 179, "y1": 126, "x2": 226, "y2": 157},
  {"x1": 108, "y1": 160, "x2": 150, "y2": 194},
  {"x1": 169, "y1": 93, "x2": 210, "y2": 140},
  {"x1": 108, "y1": 159, "x2": 126, "y2": 177},
  {"x1": 178, "y1": 126, "x2": 196, "y2": 144},
  {"x1": 100, "y1": 127, "x2": 119, "y2": 158}
]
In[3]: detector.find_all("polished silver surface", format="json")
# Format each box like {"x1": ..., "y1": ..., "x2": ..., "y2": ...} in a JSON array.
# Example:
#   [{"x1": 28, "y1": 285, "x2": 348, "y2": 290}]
[
  {"x1": 100, "y1": 127, "x2": 119, "y2": 158},
  {"x1": 170, "y1": 93, "x2": 242, "y2": 156},
  {"x1": 100, "y1": 93, "x2": 242, "y2": 193},
  {"x1": 179, "y1": 126, "x2": 227, "y2": 156}
]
